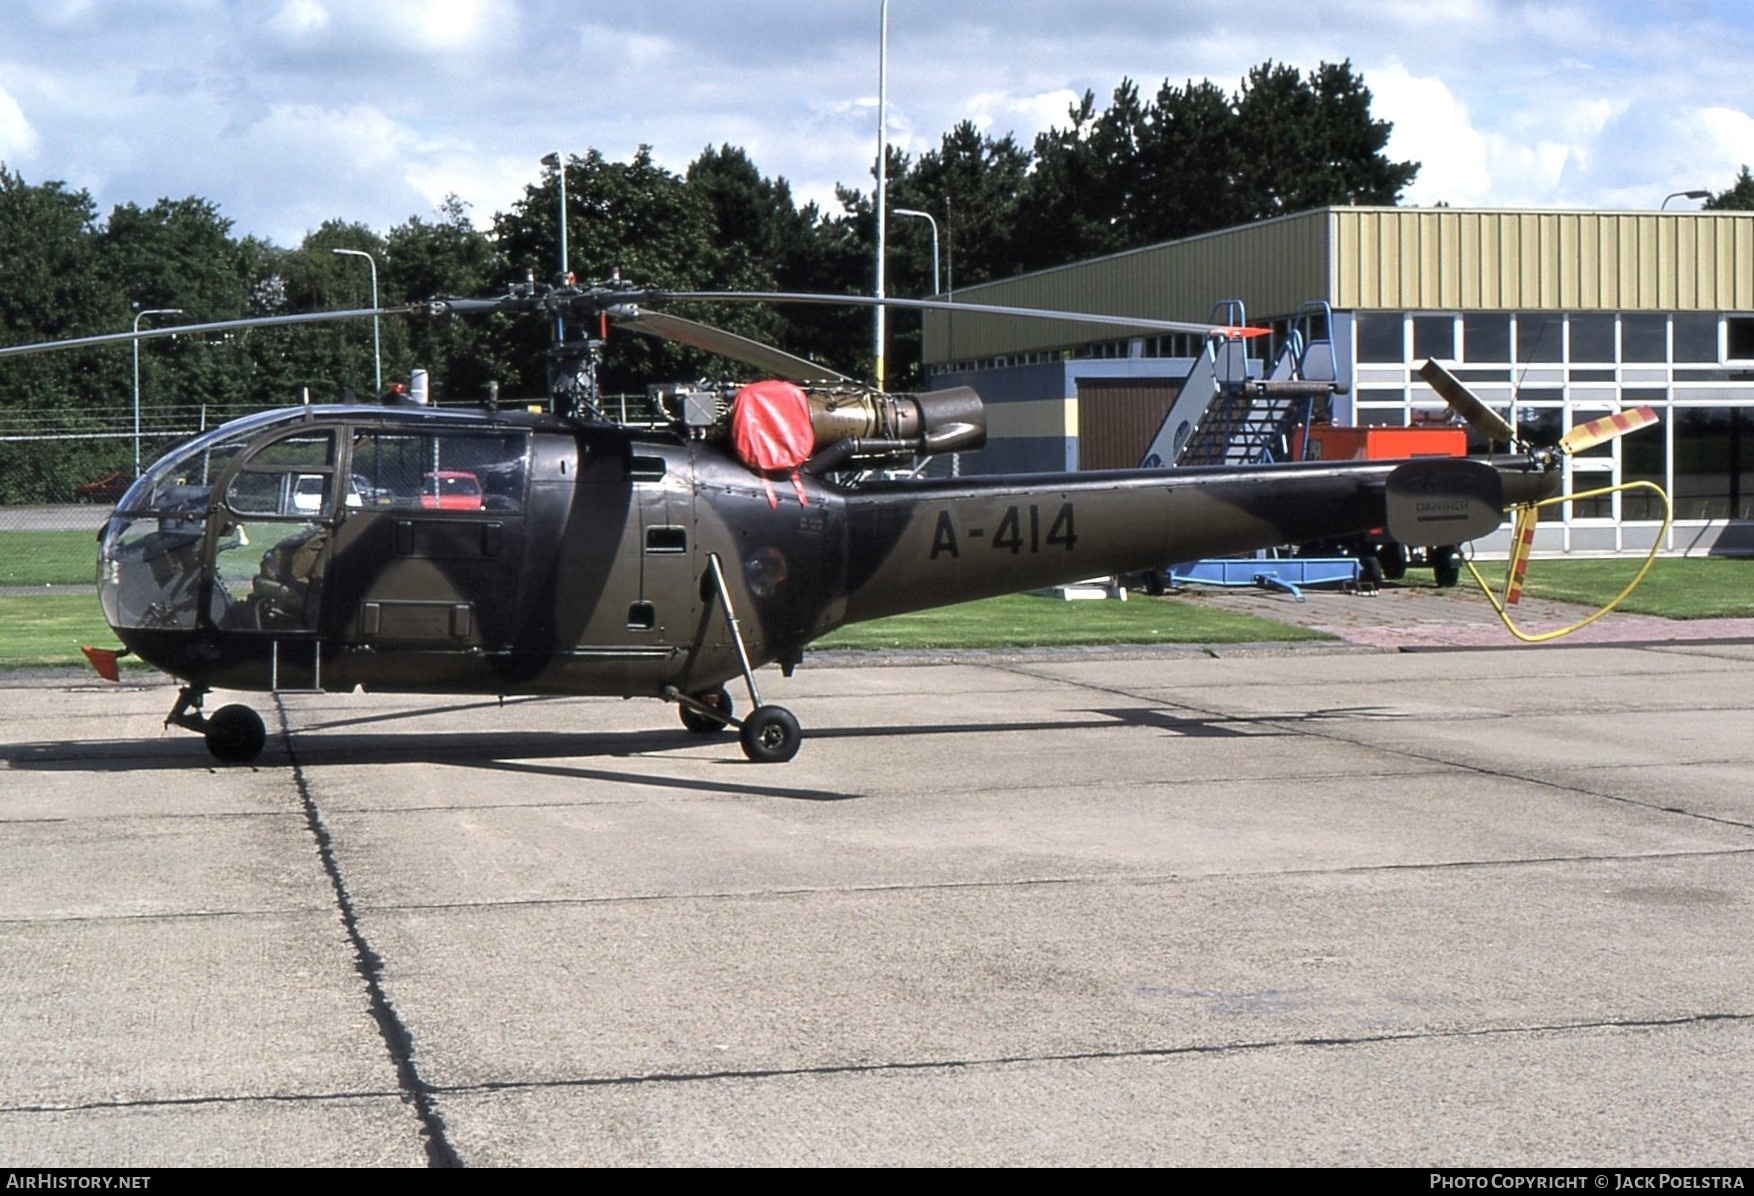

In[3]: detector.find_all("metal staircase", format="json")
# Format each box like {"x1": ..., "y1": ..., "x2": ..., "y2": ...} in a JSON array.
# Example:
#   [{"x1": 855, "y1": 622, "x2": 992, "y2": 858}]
[{"x1": 1140, "y1": 301, "x2": 1347, "y2": 469}]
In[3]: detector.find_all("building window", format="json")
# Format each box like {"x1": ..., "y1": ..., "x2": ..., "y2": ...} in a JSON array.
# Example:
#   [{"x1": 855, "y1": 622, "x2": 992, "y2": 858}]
[
  {"x1": 1673, "y1": 407, "x2": 1754, "y2": 520},
  {"x1": 1411, "y1": 314, "x2": 1456, "y2": 361},
  {"x1": 1516, "y1": 313, "x2": 1565, "y2": 362},
  {"x1": 1725, "y1": 317, "x2": 1754, "y2": 363},
  {"x1": 1672, "y1": 314, "x2": 1718, "y2": 364},
  {"x1": 1620, "y1": 400, "x2": 1668, "y2": 522},
  {"x1": 1569, "y1": 314, "x2": 1616, "y2": 363},
  {"x1": 1622, "y1": 314, "x2": 1668, "y2": 362},
  {"x1": 1355, "y1": 312, "x2": 1405, "y2": 362},
  {"x1": 1462, "y1": 313, "x2": 1511, "y2": 362}
]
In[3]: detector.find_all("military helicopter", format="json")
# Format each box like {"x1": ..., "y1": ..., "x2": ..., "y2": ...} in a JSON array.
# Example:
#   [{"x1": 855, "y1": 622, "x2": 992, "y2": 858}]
[{"x1": 2, "y1": 278, "x2": 1651, "y2": 764}]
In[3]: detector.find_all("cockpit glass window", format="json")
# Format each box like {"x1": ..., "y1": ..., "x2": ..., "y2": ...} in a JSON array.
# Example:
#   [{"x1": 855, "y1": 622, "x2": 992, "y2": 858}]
[
  {"x1": 226, "y1": 432, "x2": 337, "y2": 518},
  {"x1": 129, "y1": 427, "x2": 256, "y2": 515},
  {"x1": 351, "y1": 430, "x2": 529, "y2": 513}
]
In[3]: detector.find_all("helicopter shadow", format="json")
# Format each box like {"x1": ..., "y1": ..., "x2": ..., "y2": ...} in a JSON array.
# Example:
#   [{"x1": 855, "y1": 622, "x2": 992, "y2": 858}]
[{"x1": 0, "y1": 701, "x2": 1409, "y2": 804}]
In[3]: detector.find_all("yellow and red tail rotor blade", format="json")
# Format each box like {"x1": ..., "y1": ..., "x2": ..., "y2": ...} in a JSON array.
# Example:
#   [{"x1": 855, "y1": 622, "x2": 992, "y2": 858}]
[
  {"x1": 1503, "y1": 505, "x2": 1538, "y2": 607},
  {"x1": 1559, "y1": 406, "x2": 1658, "y2": 455}
]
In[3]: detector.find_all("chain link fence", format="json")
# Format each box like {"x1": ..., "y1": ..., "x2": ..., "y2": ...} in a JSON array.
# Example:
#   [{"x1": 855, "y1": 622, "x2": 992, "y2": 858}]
[
  {"x1": 0, "y1": 394, "x2": 671, "y2": 591},
  {"x1": 0, "y1": 409, "x2": 254, "y2": 591}
]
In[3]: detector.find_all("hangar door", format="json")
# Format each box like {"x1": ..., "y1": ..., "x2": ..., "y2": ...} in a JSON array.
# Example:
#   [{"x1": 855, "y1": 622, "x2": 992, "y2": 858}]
[{"x1": 1075, "y1": 378, "x2": 1182, "y2": 471}]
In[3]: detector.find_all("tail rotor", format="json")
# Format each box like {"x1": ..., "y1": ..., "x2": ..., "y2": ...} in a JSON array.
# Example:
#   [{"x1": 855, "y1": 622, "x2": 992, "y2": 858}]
[{"x1": 1417, "y1": 359, "x2": 1671, "y2": 637}]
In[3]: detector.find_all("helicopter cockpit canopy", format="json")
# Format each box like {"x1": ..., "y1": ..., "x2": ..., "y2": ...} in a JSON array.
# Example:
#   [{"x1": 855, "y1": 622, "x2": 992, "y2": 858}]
[
  {"x1": 100, "y1": 409, "x2": 325, "y2": 634},
  {"x1": 100, "y1": 406, "x2": 540, "y2": 640}
]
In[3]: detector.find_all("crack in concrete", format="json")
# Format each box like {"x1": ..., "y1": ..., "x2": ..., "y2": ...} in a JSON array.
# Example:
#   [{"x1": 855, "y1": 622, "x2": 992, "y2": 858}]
[
  {"x1": 428, "y1": 1010, "x2": 1754, "y2": 1097},
  {"x1": 276, "y1": 696, "x2": 463, "y2": 1169}
]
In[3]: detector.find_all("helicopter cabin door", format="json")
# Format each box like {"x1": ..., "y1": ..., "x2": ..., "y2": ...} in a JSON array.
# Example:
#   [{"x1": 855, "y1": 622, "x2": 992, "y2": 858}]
[
  {"x1": 322, "y1": 426, "x2": 532, "y2": 686},
  {"x1": 207, "y1": 426, "x2": 343, "y2": 690},
  {"x1": 545, "y1": 435, "x2": 698, "y2": 675},
  {"x1": 630, "y1": 444, "x2": 698, "y2": 643}
]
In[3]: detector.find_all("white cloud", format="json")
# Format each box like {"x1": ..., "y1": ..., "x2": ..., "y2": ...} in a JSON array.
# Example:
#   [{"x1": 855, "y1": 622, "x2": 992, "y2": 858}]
[
  {"x1": 4, "y1": 0, "x2": 1754, "y2": 247},
  {"x1": 268, "y1": 0, "x2": 329, "y2": 42},
  {"x1": 1692, "y1": 105, "x2": 1754, "y2": 174},
  {"x1": 0, "y1": 82, "x2": 39, "y2": 160},
  {"x1": 1369, "y1": 63, "x2": 1491, "y2": 205}
]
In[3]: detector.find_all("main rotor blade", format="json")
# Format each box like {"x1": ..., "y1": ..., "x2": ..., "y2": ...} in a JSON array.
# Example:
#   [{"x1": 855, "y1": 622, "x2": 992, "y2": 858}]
[
  {"x1": 655, "y1": 290, "x2": 1272, "y2": 338},
  {"x1": 0, "y1": 306, "x2": 411, "y2": 358},
  {"x1": 1559, "y1": 406, "x2": 1659, "y2": 455},
  {"x1": 609, "y1": 308, "x2": 852, "y2": 383},
  {"x1": 1417, "y1": 359, "x2": 1516, "y2": 444}
]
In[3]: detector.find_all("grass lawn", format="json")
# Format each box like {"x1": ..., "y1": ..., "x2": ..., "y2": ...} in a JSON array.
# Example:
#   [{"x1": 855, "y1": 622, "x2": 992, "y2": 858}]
[
  {"x1": 1516, "y1": 557, "x2": 1753, "y2": 619},
  {"x1": 0, "y1": 594, "x2": 124, "y2": 669},
  {"x1": 0, "y1": 530, "x2": 101, "y2": 586},
  {"x1": 2, "y1": 558, "x2": 1745, "y2": 671},
  {"x1": 812, "y1": 592, "x2": 1329, "y2": 651},
  {"x1": 1421, "y1": 557, "x2": 1754, "y2": 619}
]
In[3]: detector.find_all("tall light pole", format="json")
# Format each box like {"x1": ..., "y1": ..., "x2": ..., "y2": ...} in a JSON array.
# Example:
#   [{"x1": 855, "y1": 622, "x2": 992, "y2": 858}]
[
  {"x1": 540, "y1": 152, "x2": 569, "y2": 281},
  {"x1": 892, "y1": 207, "x2": 939, "y2": 295},
  {"x1": 1661, "y1": 189, "x2": 1711, "y2": 209},
  {"x1": 330, "y1": 248, "x2": 381, "y2": 396},
  {"x1": 541, "y1": 152, "x2": 571, "y2": 355},
  {"x1": 132, "y1": 307, "x2": 182, "y2": 477},
  {"x1": 874, "y1": 0, "x2": 889, "y2": 390},
  {"x1": 893, "y1": 207, "x2": 938, "y2": 387}
]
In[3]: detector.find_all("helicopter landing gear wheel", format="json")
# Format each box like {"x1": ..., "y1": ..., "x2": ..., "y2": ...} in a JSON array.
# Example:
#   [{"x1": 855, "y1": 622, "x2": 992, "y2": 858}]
[
  {"x1": 205, "y1": 704, "x2": 266, "y2": 764},
  {"x1": 739, "y1": 705, "x2": 801, "y2": 764},
  {"x1": 1377, "y1": 542, "x2": 1408, "y2": 581},
  {"x1": 679, "y1": 686, "x2": 733, "y2": 735},
  {"x1": 1432, "y1": 546, "x2": 1463, "y2": 589}
]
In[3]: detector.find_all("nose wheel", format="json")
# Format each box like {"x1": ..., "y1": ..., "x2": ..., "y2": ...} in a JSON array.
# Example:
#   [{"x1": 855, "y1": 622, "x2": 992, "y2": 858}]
[
  {"x1": 206, "y1": 704, "x2": 267, "y2": 763},
  {"x1": 166, "y1": 686, "x2": 268, "y2": 764}
]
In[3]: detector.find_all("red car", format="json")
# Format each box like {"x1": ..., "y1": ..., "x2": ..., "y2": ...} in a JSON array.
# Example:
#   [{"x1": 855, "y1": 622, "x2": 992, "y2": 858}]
[{"x1": 419, "y1": 471, "x2": 483, "y2": 510}]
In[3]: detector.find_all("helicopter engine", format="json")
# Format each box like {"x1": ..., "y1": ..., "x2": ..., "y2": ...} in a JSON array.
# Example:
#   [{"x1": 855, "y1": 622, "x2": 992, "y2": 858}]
[{"x1": 654, "y1": 381, "x2": 985, "y2": 473}]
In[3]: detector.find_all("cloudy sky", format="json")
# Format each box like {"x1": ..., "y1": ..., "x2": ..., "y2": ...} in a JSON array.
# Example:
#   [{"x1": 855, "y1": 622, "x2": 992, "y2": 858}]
[{"x1": 2, "y1": 0, "x2": 1751, "y2": 248}]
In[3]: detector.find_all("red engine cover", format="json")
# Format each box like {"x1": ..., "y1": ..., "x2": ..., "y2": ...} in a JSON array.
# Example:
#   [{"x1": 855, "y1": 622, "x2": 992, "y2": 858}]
[{"x1": 731, "y1": 380, "x2": 815, "y2": 473}]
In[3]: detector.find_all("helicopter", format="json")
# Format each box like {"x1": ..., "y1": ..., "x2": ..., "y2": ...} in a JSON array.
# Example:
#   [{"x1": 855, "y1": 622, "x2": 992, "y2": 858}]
[{"x1": 2, "y1": 277, "x2": 1650, "y2": 765}]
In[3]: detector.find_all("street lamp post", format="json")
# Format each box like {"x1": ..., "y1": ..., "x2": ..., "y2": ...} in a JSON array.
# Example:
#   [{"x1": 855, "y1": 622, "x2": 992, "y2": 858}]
[
  {"x1": 331, "y1": 248, "x2": 381, "y2": 396},
  {"x1": 540, "y1": 152, "x2": 570, "y2": 281},
  {"x1": 1662, "y1": 189, "x2": 1711, "y2": 209},
  {"x1": 874, "y1": 0, "x2": 889, "y2": 390},
  {"x1": 892, "y1": 207, "x2": 939, "y2": 295},
  {"x1": 892, "y1": 207, "x2": 939, "y2": 388},
  {"x1": 540, "y1": 153, "x2": 571, "y2": 354},
  {"x1": 132, "y1": 307, "x2": 183, "y2": 477}
]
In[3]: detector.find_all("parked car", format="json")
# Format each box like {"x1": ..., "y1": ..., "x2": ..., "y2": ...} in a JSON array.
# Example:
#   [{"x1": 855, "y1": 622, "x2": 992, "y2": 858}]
[
  {"x1": 291, "y1": 474, "x2": 328, "y2": 514},
  {"x1": 420, "y1": 470, "x2": 483, "y2": 510},
  {"x1": 74, "y1": 471, "x2": 130, "y2": 503}
]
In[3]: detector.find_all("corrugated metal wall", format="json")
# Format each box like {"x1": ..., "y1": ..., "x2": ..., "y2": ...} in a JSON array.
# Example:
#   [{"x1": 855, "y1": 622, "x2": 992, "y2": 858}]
[
  {"x1": 924, "y1": 210, "x2": 1331, "y2": 361},
  {"x1": 1330, "y1": 208, "x2": 1754, "y2": 311},
  {"x1": 926, "y1": 208, "x2": 1754, "y2": 363}
]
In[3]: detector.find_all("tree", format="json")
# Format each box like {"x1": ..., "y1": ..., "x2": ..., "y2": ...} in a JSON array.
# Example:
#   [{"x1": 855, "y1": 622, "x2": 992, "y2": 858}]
[
  {"x1": 1012, "y1": 61, "x2": 1419, "y2": 274},
  {"x1": 384, "y1": 196, "x2": 511, "y2": 405},
  {"x1": 0, "y1": 167, "x2": 127, "y2": 501},
  {"x1": 99, "y1": 197, "x2": 254, "y2": 426},
  {"x1": 1130, "y1": 78, "x2": 1240, "y2": 243},
  {"x1": 234, "y1": 221, "x2": 391, "y2": 405},
  {"x1": 1704, "y1": 166, "x2": 1754, "y2": 210},
  {"x1": 1015, "y1": 88, "x2": 1132, "y2": 270},
  {"x1": 495, "y1": 147, "x2": 770, "y2": 395},
  {"x1": 1230, "y1": 60, "x2": 1417, "y2": 219},
  {"x1": 896, "y1": 121, "x2": 1031, "y2": 289}
]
